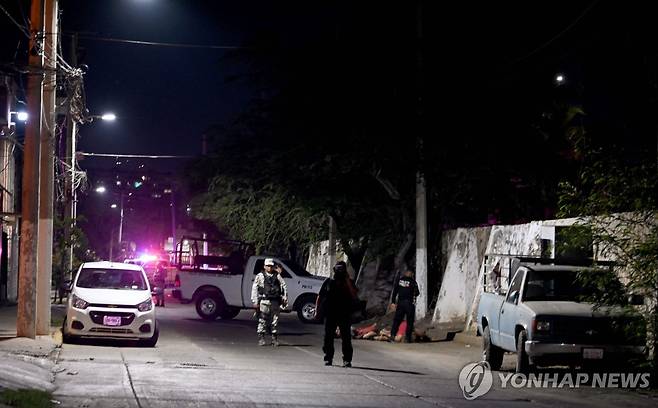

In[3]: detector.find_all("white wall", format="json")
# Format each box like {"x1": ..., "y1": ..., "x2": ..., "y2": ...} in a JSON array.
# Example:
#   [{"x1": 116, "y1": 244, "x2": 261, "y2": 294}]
[{"x1": 432, "y1": 219, "x2": 583, "y2": 334}]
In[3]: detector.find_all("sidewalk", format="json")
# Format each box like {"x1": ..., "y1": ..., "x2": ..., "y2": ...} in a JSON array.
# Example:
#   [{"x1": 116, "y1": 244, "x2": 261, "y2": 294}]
[{"x1": 0, "y1": 304, "x2": 65, "y2": 396}]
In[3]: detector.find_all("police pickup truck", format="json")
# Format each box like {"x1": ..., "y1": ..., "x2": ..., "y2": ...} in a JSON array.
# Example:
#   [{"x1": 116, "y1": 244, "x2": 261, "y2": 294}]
[
  {"x1": 476, "y1": 256, "x2": 645, "y2": 373},
  {"x1": 172, "y1": 237, "x2": 325, "y2": 323}
]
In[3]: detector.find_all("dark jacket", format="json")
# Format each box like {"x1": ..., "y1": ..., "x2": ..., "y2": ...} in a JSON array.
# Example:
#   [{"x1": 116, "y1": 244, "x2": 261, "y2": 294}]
[
  {"x1": 391, "y1": 276, "x2": 419, "y2": 304},
  {"x1": 317, "y1": 277, "x2": 357, "y2": 318}
]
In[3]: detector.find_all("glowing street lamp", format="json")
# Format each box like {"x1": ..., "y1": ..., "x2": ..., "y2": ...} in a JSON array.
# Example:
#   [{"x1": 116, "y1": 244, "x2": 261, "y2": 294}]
[
  {"x1": 100, "y1": 113, "x2": 117, "y2": 121},
  {"x1": 8, "y1": 111, "x2": 28, "y2": 126},
  {"x1": 110, "y1": 203, "x2": 118, "y2": 209},
  {"x1": 95, "y1": 186, "x2": 107, "y2": 194},
  {"x1": 555, "y1": 74, "x2": 565, "y2": 84}
]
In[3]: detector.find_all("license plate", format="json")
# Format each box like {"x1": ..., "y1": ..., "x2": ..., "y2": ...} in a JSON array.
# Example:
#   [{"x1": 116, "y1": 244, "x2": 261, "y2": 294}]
[
  {"x1": 583, "y1": 348, "x2": 604, "y2": 359},
  {"x1": 103, "y1": 316, "x2": 122, "y2": 326}
]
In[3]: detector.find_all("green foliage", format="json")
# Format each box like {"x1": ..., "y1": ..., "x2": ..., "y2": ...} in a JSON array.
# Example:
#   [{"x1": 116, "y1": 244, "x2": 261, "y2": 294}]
[
  {"x1": 557, "y1": 118, "x2": 658, "y2": 373},
  {"x1": 52, "y1": 214, "x2": 96, "y2": 284},
  {"x1": 194, "y1": 176, "x2": 326, "y2": 254},
  {"x1": 0, "y1": 389, "x2": 52, "y2": 408}
]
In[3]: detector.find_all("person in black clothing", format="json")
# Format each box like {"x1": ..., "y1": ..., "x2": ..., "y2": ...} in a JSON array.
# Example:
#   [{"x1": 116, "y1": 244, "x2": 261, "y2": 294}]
[
  {"x1": 390, "y1": 269, "x2": 420, "y2": 343},
  {"x1": 316, "y1": 261, "x2": 357, "y2": 367}
]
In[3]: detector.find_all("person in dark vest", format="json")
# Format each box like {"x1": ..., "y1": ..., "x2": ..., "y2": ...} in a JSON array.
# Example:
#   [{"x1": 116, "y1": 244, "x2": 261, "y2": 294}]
[
  {"x1": 390, "y1": 269, "x2": 420, "y2": 343},
  {"x1": 251, "y1": 258, "x2": 288, "y2": 346},
  {"x1": 152, "y1": 264, "x2": 167, "y2": 307},
  {"x1": 316, "y1": 261, "x2": 357, "y2": 367}
]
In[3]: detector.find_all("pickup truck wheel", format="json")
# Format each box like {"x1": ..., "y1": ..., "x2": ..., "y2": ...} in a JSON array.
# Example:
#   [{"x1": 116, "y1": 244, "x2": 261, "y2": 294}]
[
  {"x1": 516, "y1": 329, "x2": 532, "y2": 374},
  {"x1": 219, "y1": 306, "x2": 241, "y2": 320},
  {"x1": 297, "y1": 297, "x2": 317, "y2": 324},
  {"x1": 195, "y1": 292, "x2": 223, "y2": 320},
  {"x1": 482, "y1": 326, "x2": 503, "y2": 370}
]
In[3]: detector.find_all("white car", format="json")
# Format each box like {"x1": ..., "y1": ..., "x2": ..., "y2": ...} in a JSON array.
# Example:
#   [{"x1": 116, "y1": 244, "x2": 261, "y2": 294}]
[{"x1": 63, "y1": 261, "x2": 159, "y2": 346}]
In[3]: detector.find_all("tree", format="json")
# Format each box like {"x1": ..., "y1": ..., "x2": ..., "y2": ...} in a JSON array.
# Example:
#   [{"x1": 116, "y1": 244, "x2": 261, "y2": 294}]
[{"x1": 557, "y1": 125, "x2": 658, "y2": 379}]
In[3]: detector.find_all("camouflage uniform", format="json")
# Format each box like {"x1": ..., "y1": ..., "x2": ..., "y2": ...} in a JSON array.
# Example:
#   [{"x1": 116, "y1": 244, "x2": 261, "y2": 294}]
[{"x1": 251, "y1": 269, "x2": 287, "y2": 345}]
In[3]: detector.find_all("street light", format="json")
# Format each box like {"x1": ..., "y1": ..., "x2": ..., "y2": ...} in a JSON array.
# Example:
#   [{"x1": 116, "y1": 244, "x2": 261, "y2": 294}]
[
  {"x1": 555, "y1": 74, "x2": 565, "y2": 84},
  {"x1": 95, "y1": 186, "x2": 107, "y2": 194},
  {"x1": 69, "y1": 111, "x2": 118, "y2": 269},
  {"x1": 8, "y1": 111, "x2": 28, "y2": 127},
  {"x1": 110, "y1": 203, "x2": 118, "y2": 209}
]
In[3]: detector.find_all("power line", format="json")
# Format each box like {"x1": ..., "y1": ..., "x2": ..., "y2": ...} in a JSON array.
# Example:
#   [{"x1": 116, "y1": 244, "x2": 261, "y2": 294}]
[
  {"x1": 508, "y1": 0, "x2": 601, "y2": 66},
  {"x1": 80, "y1": 152, "x2": 195, "y2": 159},
  {"x1": 67, "y1": 33, "x2": 244, "y2": 50},
  {"x1": 0, "y1": 3, "x2": 30, "y2": 38}
]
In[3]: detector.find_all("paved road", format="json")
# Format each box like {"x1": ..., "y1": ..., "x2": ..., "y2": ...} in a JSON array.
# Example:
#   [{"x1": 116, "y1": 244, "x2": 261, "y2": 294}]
[{"x1": 52, "y1": 300, "x2": 656, "y2": 408}]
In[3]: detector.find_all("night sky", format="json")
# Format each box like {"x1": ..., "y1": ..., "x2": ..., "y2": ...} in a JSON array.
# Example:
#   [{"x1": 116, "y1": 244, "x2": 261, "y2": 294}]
[{"x1": 2, "y1": 1, "x2": 657, "y2": 256}]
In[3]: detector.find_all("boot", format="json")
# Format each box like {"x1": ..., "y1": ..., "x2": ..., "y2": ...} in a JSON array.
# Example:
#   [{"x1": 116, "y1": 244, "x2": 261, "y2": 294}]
[
  {"x1": 258, "y1": 335, "x2": 267, "y2": 346},
  {"x1": 272, "y1": 334, "x2": 279, "y2": 347}
]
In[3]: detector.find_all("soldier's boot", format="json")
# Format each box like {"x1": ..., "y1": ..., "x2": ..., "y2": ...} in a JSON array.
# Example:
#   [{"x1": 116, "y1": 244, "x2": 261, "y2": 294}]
[
  {"x1": 272, "y1": 334, "x2": 279, "y2": 347},
  {"x1": 258, "y1": 335, "x2": 267, "y2": 346}
]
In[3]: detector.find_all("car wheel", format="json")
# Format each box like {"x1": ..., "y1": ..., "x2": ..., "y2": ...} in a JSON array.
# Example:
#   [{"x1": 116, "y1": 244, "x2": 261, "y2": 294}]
[
  {"x1": 297, "y1": 297, "x2": 317, "y2": 324},
  {"x1": 516, "y1": 329, "x2": 532, "y2": 374},
  {"x1": 482, "y1": 326, "x2": 504, "y2": 370},
  {"x1": 195, "y1": 292, "x2": 223, "y2": 320},
  {"x1": 219, "y1": 306, "x2": 241, "y2": 320},
  {"x1": 139, "y1": 324, "x2": 159, "y2": 347},
  {"x1": 62, "y1": 317, "x2": 76, "y2": 344}
]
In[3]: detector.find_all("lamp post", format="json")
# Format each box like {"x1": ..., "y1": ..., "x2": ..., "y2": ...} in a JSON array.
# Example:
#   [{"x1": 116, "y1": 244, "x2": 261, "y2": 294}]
[
  {"x1": 97, "y1": 187, "x2": 125, "y2": 261},
  {"x1": 69, "y1": 112, "x2": 116, "y2": 271}
]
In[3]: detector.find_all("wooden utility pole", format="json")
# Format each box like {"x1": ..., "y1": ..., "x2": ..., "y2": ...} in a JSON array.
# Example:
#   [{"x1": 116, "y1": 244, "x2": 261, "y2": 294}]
[
  {"x1": 36, "y1": 0, "x2": 58, "y2": 335},
  {"x1": 415, "y1": 1, "x2": 428, "y2": 319},
  {"x1": 17, "y1": 0, "x2": 46, "y2": 338}
]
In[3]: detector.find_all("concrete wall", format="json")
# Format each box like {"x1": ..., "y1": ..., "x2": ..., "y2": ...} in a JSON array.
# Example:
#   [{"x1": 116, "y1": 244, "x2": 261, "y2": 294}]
[
  {"x1": 431, "y1": 218, "x2": 579, "y2": 334},
  {"x1": 305, "y1": 240, "x2": 347, "y2": 278}
]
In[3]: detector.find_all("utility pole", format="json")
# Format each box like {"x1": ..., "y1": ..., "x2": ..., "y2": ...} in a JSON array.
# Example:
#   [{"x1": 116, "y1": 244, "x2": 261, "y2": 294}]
[
  {"x1": 118, "y1": 191, "x2": 125, "y2": 243},
  {"x1": 328, "y1": 216, "x2": 336, "y2": 273},
  {"x1": 414, "y1": 1, "x2": 428, "y2": 320},
  {"x1": 170, "y1": 191, "x2": 176, "y2": 252},
  {"x1": 36, "y1": 0, "x2": 58, "y2": 335},
  {"x1": 66, "y1": 32, "x2": 78, "y2": 276},
  {"x1": 17, "y1": 0, "x2": 46, "y2": 338}
]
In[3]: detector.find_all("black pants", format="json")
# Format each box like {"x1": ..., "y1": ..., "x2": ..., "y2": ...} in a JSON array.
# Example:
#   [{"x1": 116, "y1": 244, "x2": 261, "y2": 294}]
[
  {"x1": 391, "y1": 300, "x2": 415, "y2": 342},
  {"x1": 323, "y1": 315, "x2": 353, "y2": 363}
]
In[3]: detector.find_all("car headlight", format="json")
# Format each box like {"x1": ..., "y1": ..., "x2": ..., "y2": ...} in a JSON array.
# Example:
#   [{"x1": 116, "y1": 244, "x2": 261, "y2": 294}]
[
  {"x1": 535, "y1": 320, "x2": 551, "y2": 331},
  {"x1": 71, "y1": 294, "x2": 89, "y2": 310},
  {"x1": 137, "y1": 298, "x2": 153, "y2": 312}
]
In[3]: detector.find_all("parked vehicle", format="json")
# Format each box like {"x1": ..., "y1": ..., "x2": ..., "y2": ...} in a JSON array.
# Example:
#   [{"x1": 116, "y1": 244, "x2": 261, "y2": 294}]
[
  {"x1": 63, "y1": 261, "x2": 159, "y2": 347},
  {"x1": 476, "y1": 255, "x2": 645, "y2": 373},
  {"x1": 172, "y1": 236, "x2": 325, "y2": 323}
]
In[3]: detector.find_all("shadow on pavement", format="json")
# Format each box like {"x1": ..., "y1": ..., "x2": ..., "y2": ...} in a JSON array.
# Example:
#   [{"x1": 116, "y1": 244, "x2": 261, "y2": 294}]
[
  {"x1": 350, "y1": 366, "x2": 425, "y2": 375},
  {"x1": 64, "y1": 337, "x2": 145, "y2": 348},
  {"x1": 277, "y1": 344, "x2": 313, "y2": 347}
]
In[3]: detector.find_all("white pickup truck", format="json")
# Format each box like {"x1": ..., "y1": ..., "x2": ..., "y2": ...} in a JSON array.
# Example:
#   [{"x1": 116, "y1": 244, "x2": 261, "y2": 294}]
[
  {"x1": 476, "y1": 256, "x2": 645, "y2": 373},
  {"x1": 171, "y1": 237, "x2": 325, "y2": 323}
]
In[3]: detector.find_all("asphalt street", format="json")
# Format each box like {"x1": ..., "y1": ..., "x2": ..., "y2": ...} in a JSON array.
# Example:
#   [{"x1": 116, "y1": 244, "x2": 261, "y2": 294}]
[{"x1": 51, "y1": 299, "x2": 657, "y2": 408}]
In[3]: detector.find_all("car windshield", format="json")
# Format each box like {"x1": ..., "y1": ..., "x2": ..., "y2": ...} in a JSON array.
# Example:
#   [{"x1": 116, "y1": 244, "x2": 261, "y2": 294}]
[
  {"x1": 76, "y1": 268, "x2": 147, "y2": 290},
  {"x1": 523, "y1": 269, "x2": 623, "y2": 302},
  {"x1": 281, "y1": 259, "x2": 313, "y2": 277}
]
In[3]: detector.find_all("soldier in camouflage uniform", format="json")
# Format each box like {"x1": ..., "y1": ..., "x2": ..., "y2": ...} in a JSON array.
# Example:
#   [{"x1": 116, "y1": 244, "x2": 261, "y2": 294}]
[{"x1": 251, "y1": 258, "x2": 288, "y2": 346}]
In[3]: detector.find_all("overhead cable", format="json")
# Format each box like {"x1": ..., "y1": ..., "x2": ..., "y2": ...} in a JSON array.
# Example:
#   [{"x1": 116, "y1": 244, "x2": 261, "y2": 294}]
[{"x1": 69, "y1": 34, "x2": 244, "y2": 50}]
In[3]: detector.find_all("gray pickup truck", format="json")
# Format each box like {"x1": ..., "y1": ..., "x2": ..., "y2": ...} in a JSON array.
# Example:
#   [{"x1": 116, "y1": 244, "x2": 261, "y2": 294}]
[{"x1": 476, "y1": 256, "x2": 645, "y2": 373}]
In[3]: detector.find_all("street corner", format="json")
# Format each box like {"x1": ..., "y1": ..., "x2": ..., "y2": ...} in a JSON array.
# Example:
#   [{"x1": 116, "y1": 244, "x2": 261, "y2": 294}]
[
  {"x1": 0, "y1": 335, "x2": 60, "y2": 360},
  {"x1": 0, "y1": 352, "x2": 56, "y2": 394}
]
